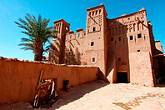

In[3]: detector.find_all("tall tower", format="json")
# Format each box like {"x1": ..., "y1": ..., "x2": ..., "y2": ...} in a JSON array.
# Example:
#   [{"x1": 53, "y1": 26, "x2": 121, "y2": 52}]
[
  {"x1": 49, "y1": 18, "x2": 70, "y2": 64},
  {"x1": 126, "y1": 8, "x2": 154, "y2": 86},
  {"x1": 85, "y1": 4, "x2": 108, "y2": 77}
]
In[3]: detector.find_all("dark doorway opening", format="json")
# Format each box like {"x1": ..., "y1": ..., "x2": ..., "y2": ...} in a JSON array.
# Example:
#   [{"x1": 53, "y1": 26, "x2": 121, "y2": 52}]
[{"x1": 117, "y1": 72, "x2": 128, "y2": 83}]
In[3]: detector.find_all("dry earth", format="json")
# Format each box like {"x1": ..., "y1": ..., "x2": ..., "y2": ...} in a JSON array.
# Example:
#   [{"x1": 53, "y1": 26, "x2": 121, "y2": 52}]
[{"x1": 1, "y1": 80, "x2": 165, "y2": 110}]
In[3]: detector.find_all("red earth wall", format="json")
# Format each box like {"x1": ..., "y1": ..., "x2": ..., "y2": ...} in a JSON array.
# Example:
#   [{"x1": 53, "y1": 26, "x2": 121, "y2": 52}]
[{"x1": 0, "y1": 58, "x2": 98, "y2": 105}]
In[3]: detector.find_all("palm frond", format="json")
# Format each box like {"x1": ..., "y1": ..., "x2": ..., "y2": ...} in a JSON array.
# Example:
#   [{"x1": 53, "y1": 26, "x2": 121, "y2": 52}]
[
  {"x1": 43, "y1": 45, "x2": 50, "y2": 52},
  {"x1": 18, "y1": 43, "x2": 33, "y2": 47},
  {"x1": 21, "y1": 38, "x2": 34, "y2": 43},
  {"x1": 20, "y1": 47, "x2": 33, "y2": 50}
]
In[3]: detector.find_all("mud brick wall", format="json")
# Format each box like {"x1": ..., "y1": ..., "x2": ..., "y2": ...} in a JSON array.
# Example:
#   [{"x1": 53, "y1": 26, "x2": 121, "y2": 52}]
[{"x1": 0, "y1": 58, "x2": 98, "y2": 105}]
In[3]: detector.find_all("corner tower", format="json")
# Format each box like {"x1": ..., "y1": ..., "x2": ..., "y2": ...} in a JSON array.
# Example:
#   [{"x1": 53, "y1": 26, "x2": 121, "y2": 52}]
[
  {"x1": 49, "y1": 18, "x2": 70, "y2": 64},
  {"x1": 85, "y1": 4, "x2": 108, "y2": 77}
]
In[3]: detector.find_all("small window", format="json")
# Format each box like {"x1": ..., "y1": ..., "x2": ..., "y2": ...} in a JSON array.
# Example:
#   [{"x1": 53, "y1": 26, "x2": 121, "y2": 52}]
[
  {"x1": 91, "y1": 42, "x2": 94, "y2": 46},
  {"x1": 78, "y1": 34, "x2": 80, "y2": 38},
  {"x1": 92, "y1": 57, "x2": 95, "y2": 62},
  {"x1": 144, "y1": 34, "x2": 146, "y2": 40},
  {"x1": 111, "y1": 22, "x2": 113, "y2": 24},
  {"x1": 89, "y1": 12, "x2": 91, "y2": 15},
  {"x1": 119, "y1": 37, "x2": 121, "y2": 41},
  {"x1": 93, "y1": 27, "x2": 96, "y2": 32},
  {"x1": 70, "y1": 35, "x2": 72, "y2": 39},
  {"x1": 128, "y1": 18, "x2": 130, "y2": 20},
  {"x1": 137, "y1": 50, "x2": 140, "y2": 52},
  {"x1": 118, "y1": 21, "x2": 119, "y2": 23},
  {"x1": 92, "y1": 11, "x2": 94, "y2": 15},
  {"x1": 118, "y1": 58, "x2": 121, "y2": 61},
  {"x1": 111, "y1": 37, "x2": 114, "y2": 41},
  {"x1": 138, "y1": 34, "x2": 142, "y2": 38},
  {"x1": 130, "y1": 36, "x2": 133, "y2": 40},
  {"x1": 99, "y1": 10, "x2": 101, "y2": 14},
  {"x1": 96, "y1": 10, "x2": 98, "y2": 15},
  {"x1": 53, "y1": 47, "x2": 55, "y2": 50}
]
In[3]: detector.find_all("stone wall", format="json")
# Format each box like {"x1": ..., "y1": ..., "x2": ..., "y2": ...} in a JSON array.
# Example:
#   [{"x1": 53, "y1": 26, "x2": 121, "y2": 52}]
[{"x1": 0, "y1": 58, "x2": 98, "y2": 105}]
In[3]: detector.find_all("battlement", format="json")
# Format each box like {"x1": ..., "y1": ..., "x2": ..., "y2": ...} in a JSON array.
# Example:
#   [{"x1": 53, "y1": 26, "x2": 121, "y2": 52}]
[
  {"x1": 87, "y1": 3, "x2": 107, "y2": 17},
  {"x1": 108, "y1": 8, "x2": 147, "y2": 26},
  {"x1": 66, "y1": 28, "x2": 86, "y2": 41}
]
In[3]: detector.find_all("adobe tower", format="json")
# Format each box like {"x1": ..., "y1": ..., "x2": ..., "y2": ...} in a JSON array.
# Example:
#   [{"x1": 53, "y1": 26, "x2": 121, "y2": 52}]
[{"x1": 85, "y1": 4, "x2": 108, "y2": 77}]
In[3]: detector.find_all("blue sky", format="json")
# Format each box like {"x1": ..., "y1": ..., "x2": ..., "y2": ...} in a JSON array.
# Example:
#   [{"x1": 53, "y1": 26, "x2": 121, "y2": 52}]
[{"x1": 0, "y1": 0, "x2": 165, "y2": 60}]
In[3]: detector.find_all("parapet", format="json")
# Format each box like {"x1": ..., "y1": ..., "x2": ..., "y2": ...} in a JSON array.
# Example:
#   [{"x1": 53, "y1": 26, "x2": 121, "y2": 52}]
[
  {"x1": 76, "y1": 28, "x2": 84, "y2": 32},
  {"x1": 139, "y1": 8, "x2": 146, "y2": 11}
]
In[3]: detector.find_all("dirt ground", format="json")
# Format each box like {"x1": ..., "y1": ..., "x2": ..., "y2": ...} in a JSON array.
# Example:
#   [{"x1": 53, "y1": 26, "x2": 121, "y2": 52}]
[{"x1": 1, "y1": 80, "x2": 165, "y2": 110}]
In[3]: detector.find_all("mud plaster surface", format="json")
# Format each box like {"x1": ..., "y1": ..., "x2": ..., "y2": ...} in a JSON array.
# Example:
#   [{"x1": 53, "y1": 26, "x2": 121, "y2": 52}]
[{"x1": 1, "y1": 80, "x2": 165, "y2": 110}]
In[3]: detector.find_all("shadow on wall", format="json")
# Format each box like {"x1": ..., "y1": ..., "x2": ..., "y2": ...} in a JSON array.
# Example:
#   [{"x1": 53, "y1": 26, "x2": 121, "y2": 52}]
[
  {"x1": 49, "y1": 39, "x2": 60, "y2": 63},
  {"x1": 49, "y1": 38, "x2": 81, "y2": 65},
  {"x1": 64, "y1": 46, "x2": 81, "y2": 65},
  {"x1": 106, "y1": 19, "x2": 129, "y2": 83},
  {"x1": 40, "y1": 80, "x2": 108, "y2": 109}
]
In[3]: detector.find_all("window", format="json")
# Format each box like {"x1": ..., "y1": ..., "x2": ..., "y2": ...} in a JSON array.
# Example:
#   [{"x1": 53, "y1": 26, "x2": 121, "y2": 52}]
[
  {"x1": 138, "y1": 34, "x2": 142, "y2": 38},
  {"x1": 91, "y1": 42, "x2": 94, "y2": 46},
  {"x1": 78, "y1": 34, "x2": 80, "y2": 38},
  {"x1": 133, "y1": 24, "x2": 135, "y2": 31},
  {"x1": 119, "y1": 37, "x2": 121, "y2": 41},
  {"x1": 92, "y1": 57, "x2": 95, "y2": 62},
  {"x1": 118, "y1": 58, "x2": 121, "y2": 61},
  {"x1": 128, "y1": 18, "x2": 130, "y2": 20},
  {"x1": 93, "y1": 27, "x2": 96, "y2": 32},
  {"x1": 137, "y1": 50, "x2": 140, "y2": 52},
  {"x1": 96, "y1": 10, "x2": 98, "y2": 15},
  {"x1": 99, "y1": 9, "x2": 101, "y2": 14},
  {"x1": 70, "y1": 35, "x2": 72, "y2": 39},
  {"x1": 111, "y1": 22, "x2": 113, "y2": 24},
  {"x1": 130, "y1": 36, "x2": 133, "y2": 40},
  {"x1": 92, "y1": 11, "x2": 94, "y2": 16},
  {"x1": 144, "y1": 34, "x2": 146, "y2": 40},
  {"x1": 89, "y1": 12, "x2": 91, "y2": 15},
  {"x1": 111, "y1": 37, "x2": 114, "y2": 41}
]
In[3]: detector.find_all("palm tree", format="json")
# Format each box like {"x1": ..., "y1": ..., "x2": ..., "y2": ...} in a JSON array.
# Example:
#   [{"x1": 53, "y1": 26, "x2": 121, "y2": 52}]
[{"x1": 15, "y1": 13, "x2": 57, "y2": 61}]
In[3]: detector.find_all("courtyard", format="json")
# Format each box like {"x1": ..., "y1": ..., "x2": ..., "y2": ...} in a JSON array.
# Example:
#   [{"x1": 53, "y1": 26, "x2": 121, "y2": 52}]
[{"x1": 1, "y1": 80, "x2": 165, "y2": 110}]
